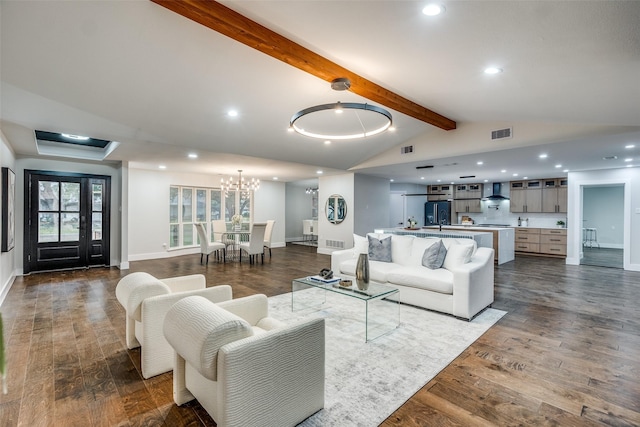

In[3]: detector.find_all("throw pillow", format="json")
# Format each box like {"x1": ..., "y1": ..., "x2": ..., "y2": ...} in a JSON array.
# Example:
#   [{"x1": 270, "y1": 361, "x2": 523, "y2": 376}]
[
  {"x1": 353, "y1": 234, "x2": 368, "y2": 255},
  {"x1": 368, "y1": 234, "x2": 392, "y2": 262},
  {"x1": 422, "y1": 239, "x2": 447, "y2": 269},
  {"x1": 442, "y1": 243, "x2": 474, "y2": 271}
]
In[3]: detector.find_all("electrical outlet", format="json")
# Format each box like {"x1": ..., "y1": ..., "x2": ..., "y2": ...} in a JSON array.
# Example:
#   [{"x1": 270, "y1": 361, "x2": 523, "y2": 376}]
[{"x1": 162, "y1": 243, "x2": 167, "y2": 248}]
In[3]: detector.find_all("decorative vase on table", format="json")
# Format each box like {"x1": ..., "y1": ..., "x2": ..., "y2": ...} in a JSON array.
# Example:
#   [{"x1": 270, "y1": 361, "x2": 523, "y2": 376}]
[{"x1": 355, "y1": 253, "x2": 370, "y2": 291}]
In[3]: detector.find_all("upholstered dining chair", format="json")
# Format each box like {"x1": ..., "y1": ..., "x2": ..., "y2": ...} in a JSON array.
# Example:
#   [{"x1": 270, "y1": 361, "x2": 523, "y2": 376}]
[
  {"x1": 263, "y1": 219, "x2": 275, "y2": 258},
  {"x1": 195, "y1": 223, "x2": 226, "y2": 264},
  {"x1": 239, "y1": 222, "x2": 267, "y2": 264},
  {"x1": 302, "y1": 219, "x2": 313, "y2": 243}
]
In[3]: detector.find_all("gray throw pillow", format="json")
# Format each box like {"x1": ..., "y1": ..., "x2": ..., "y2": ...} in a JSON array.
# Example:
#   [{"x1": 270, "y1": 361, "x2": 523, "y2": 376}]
[
  {"x1": 368, "y1": 235, "x2": 392, "y2": 262},
  {"x1": 422, "y1": 240, "x2": 447, "y2": 269}
]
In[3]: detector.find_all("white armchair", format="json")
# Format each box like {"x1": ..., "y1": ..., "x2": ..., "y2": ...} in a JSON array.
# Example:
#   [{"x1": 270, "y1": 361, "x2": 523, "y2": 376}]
[
  {"x1": 115, "y1": 272, "x2": 233, "y2": 378},
  {"x1": 163, "y1": 294, "x2": 325, "y2": 427}
]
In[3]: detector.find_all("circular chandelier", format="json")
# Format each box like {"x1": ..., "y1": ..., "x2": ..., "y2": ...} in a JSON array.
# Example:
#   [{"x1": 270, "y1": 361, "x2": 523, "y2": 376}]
[
  {"x1": 289, "y1": 78, "x2": 393, "y2": 140},
  {"x1": 220, "y1": 170, "x2": 259, "y2": 195}
]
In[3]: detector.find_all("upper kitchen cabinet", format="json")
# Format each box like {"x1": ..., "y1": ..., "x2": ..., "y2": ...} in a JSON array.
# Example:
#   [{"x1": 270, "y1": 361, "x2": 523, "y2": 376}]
[
  {"x1": 427, "y1": 184, "x2": 453, "y2": 201},
  {"x1": 453, "y1": 183, "x2": 482, "y2": 213},
  {"x1": 542, "y1": 178, "x2": 568, "y2": 213},
  {"x1": 509, "y1": 180, "x2": 542, "y2": 213}
]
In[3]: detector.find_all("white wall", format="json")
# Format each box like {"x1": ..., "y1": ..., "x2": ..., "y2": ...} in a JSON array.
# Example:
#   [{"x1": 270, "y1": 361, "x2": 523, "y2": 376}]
[
  {"x1": 318, "y1": 173, "x2": 354, "y2": 255},
  {"x1": 390, "y1": 183, "x2": 428, "y2": 225},
  {"x1": 127, "y1": 168, "x2": 286, "y2": 261},
  {"x1": 355, "y1": 174, "x2": 390, "y2": 236},
  {"x1": 583, "y1": 186, "x2": 624, "y2": 248},
  {"x1": 0, "y1": 131, "x2": 17, "y2": 306},
  {"x1": 567, "y1": 167, "x2": 640, "y2": 270},
  {"x1": 14, "y1": 156, "x2": 122, "y2": 273}
]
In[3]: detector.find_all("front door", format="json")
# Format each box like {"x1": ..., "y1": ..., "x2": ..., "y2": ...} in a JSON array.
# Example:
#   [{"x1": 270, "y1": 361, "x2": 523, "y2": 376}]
[{"x1": 24, "y1": 170, "x2": 110, "y2": 274}]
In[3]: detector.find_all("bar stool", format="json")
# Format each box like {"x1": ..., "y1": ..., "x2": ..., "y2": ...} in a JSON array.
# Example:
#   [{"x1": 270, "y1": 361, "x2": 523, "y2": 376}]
[{"x1": 583, "y1": 227, "x2": 600, "y2": 248}]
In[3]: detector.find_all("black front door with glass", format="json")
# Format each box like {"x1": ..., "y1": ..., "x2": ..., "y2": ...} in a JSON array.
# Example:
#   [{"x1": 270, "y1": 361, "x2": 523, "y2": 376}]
[{"x1": 24, "y1": 170, "x2": 111, "y2": 274}]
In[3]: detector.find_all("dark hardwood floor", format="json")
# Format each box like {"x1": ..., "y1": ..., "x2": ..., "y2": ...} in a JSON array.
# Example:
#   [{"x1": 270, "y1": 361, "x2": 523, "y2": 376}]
[
  {"x1": 0, "y1": 246, "x2": 638, "y2": 426},
  {"x1": 581, "y1": 247, "x2": 624, "y2": 269}
]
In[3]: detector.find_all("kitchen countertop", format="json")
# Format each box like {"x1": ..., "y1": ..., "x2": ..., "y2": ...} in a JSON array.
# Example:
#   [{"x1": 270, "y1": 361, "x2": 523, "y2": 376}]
[{"x1": 424, "y1": 225, "x2": 513, "y2": 231}]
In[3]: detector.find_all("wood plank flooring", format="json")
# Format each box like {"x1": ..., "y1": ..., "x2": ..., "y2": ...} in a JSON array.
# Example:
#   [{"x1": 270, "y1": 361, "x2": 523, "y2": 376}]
[{"x1": 1, "y1": 245, "x2": 639, "y2": 426}]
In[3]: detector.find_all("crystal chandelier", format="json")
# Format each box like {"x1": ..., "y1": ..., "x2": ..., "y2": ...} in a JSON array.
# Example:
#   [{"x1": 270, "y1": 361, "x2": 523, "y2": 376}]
[{"x1": 220, "y1": 170, "x2": 260, "y2": 195}]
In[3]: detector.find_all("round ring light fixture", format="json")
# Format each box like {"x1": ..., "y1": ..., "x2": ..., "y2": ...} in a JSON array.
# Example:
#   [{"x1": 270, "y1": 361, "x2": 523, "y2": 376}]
[{"x1": 289, "y1": 78, "x2": 393, "y2": 140}]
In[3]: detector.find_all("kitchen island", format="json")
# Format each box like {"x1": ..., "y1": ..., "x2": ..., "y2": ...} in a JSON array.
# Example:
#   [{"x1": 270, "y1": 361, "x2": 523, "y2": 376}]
[
  {"x1": 374, "y1": 227, "x2": 494, "y2": 254},
  {"x1": 422, "y1": 225, "x2": 515, "y2": 265}
]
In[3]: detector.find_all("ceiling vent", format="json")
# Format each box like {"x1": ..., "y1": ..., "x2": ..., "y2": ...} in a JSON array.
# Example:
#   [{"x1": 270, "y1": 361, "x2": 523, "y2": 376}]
[
  {"x1": 491, "y1": 127, "x2": 512, "y2": 140},
  {"x1": 416, "y1": 165, "x2": 434, "y2": 169},
  {"x1": 400, "y1": 145, "x2": 414, "y2": 154}
]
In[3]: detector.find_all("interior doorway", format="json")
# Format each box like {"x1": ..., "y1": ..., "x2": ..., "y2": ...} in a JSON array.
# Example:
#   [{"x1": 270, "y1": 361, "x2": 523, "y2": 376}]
[
  {"x1": 580, "y1": 184, "x2": 624, "y2": 268},
  {"x1": 24, "y1": 170, "x2": 111, "y2": 274},
  {"x1": 389, "y1": 192, "x2": 406, "y2": 228}
]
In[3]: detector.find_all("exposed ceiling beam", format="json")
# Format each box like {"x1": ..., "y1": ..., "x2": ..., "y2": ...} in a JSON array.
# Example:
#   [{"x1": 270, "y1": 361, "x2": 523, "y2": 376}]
[{"x1": 151, "y1": 0, "x2": 457, "y2": 131}]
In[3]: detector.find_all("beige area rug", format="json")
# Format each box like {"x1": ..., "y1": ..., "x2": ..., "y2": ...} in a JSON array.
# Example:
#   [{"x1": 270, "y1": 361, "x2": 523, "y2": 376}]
[{"x1": 268, "y1": 290, "x2": 506, "y2": 426}]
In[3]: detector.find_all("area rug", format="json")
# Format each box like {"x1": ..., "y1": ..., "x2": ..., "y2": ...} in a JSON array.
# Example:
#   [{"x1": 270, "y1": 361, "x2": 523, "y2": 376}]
[{"x1": 268, "y1": 290, "x2": 506, "y2": 427}]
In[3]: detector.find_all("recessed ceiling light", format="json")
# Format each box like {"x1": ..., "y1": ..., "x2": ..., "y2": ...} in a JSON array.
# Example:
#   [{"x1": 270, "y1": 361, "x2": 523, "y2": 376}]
[
  {"x1": 422, "y1": 4, "x2": 445, "y2": 16},
  {"x1": 512, "y1": 173, "x2": 518, "y2": 176},
  {"x1": 287, "y1": 127, "x2": 294, "y2": 132},
  {"x1": 555, "y1": 164, "x2": 562, "y2": 168},
  {"x1": 484, "y1": 179, "x2": 488, "y2": 182},
  {"x1": 501, "y1": 169, "x2": 507, "y2": 173},
  {"x1": 627, "y1": 164, "x2": 634, "y2": 168},
  {"x1": 625, "y1": 158, "x2": 633, "y2": 162},
  {"x1": 437, "y1": 179, "x2": 441, "y2": 182},
  {"x1": 188, "y1": 153, "x2": 198, "y2": 159},
  {"x1": 324, "y1": 140, "x2": 331, "y2": 145},
  {"x1": 523, "y1": 177, "x2": 528, "y2": 179},
  {"x1": 625, "y1": 144, "x2": 635, "y2": 149},
  {"x1": 158, "y1": 165, "x2": 167, "y2": 170},
  {"x1": 484, "y1": 67, "x2": 503, "y2": 75},
  {"x1": 390, "y1": 179, "x2": 394, "y2": 182},
  {"x1": 450, "y1": 181, "x2": 455, "y2": 184},
  {"x1": 563, "y1": 169, "x2": 569, "y2": 173},
  {"x1": 273, "y1": 177, "x2": 278, "y2": 180},
  {"x1": 316, "y1": 170, "x2": 323, "y2": 174},
  {"x1": 389, "y1": 126, "x2": 396, "y2": 132},
  {"x1": 420, "y1": 177, "x2": 425, "y2": 180},
  {"x1": 227, "y1": 110, "x2": 238, "y2": 117},
  {"x1": 539, "y1": 154, "x2": 548, "y2": 159},
  {"x1": 477, "y1": 161, "x2": 483, "y2": 165}
]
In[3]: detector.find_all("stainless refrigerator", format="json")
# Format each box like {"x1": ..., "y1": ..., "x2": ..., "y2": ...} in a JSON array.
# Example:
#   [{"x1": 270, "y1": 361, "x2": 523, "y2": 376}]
[{"x1": 424, "y1": 201, "x2": 451, "y2": 226}]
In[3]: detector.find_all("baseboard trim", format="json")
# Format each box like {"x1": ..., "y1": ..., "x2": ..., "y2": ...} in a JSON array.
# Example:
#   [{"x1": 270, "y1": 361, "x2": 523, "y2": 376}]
[{"x1": 0, "y1": 270, "x2": 17, "y2": 307}]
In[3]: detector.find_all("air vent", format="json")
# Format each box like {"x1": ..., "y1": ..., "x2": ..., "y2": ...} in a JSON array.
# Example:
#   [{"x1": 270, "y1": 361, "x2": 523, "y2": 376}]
[
  {"x1": 325, "y1": 239, "x2": 344, "y2": 249},
  {"x1": 400, "y1": 145, "x2": 414, "y2": 154},
  {"x1": 416, "y1": 165, "x2": 434, "y2": 169},
  {"x1": 460, "y1": 175, "x2": 476, "y2": 179},
  {"x1": 491, "y1": 127, "x2": 512, "y2": 140}
]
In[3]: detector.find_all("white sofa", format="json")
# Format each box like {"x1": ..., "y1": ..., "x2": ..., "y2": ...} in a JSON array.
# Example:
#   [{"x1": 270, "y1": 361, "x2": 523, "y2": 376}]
[
  {"x1": 331, "y1": 234, "x2": 495, "y2": 320},
  {"x1": 164, "y1": 294, "x2": 325, "y2": 427},
  {"x1": 115, "y1": 272, "x2": 233, "y2": 378}
]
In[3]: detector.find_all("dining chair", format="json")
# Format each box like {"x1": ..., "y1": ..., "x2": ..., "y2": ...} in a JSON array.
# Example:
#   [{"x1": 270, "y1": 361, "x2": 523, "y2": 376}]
[
  {"x1": 194, "y1": 223, "x2": 226, "y2": 264},
  {"x1": 302, "y1": 219, "x2": 313, "y2": 243},
  {"x1": 239, "y1": 222, "x2": 267, "y2": 264},
  {"x1": 311, "y1": 220, "x2": 318, "y2": 244},
  {"x1": 263, "y1": 219, "x2": 275, "y2": 258}
]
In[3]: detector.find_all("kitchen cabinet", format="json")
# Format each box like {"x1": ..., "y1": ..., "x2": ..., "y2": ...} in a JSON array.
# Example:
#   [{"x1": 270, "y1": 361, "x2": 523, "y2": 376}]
[
  {"x1": 510, "y1": 180, "x2": 542, "y2": 213},
  {"x1": 542, "y1": 178, "x2": 568, "y2": 213},
  {"x1": 427, "y1": 184, "x2": 453, "y2": 201},
  {"x1": 515, "y1": 227, "x2": 566, "y2": 257},
  {"x1": 453, "y1": 183, "x2": 482, "y2": 213}
]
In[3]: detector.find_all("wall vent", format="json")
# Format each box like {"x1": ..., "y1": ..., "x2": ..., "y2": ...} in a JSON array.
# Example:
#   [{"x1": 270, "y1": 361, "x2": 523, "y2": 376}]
[
  {"x1": 325, "y1": 239, "x2": 345, "y2": 249},
  {"x1": 400, "y1": 145, "x2": 414, "y2": 154},
  {"x1": 491, "y1": 127, "x2": 512, "y2": 140}
]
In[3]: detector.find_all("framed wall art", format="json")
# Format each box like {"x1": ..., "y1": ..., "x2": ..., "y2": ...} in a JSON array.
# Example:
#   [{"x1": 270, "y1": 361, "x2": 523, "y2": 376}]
[{"x1": 2, "y1": 167, "x2": 16, "y2": 252}]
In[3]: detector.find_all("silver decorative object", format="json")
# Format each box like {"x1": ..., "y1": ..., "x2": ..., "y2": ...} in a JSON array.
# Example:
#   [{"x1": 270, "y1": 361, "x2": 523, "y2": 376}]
[{"x1": 355, "y1": 253, "x2": 370, "y2": 291}]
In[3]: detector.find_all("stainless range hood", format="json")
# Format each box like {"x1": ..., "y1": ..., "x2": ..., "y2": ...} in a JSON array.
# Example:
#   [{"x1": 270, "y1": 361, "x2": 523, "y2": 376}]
[{"x1": 484, "y1": 182, "x2": 509, "y2": 200}]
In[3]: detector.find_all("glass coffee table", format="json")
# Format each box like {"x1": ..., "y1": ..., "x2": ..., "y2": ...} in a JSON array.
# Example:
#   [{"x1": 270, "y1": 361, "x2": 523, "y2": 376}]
[{"x1": 292, "y1": 277, "x2": 400, "y2": 342}]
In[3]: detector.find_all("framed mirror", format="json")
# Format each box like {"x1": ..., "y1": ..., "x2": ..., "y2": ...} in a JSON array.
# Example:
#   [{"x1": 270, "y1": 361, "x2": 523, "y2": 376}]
[{"x1": 326, "y1": 194, "x2": 347, "y2": 224}]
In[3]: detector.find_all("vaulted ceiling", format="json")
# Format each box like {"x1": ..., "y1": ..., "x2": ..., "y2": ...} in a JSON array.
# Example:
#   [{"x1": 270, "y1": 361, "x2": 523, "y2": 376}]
[{"x1": 2, "y1": 1, "x2": 639, "y2": 184}]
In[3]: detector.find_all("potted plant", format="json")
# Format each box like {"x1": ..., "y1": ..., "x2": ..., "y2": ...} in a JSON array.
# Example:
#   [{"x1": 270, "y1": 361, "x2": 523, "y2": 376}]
[{"x1": 556, "y1": 220, "x2": 565, "y2": 228}]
